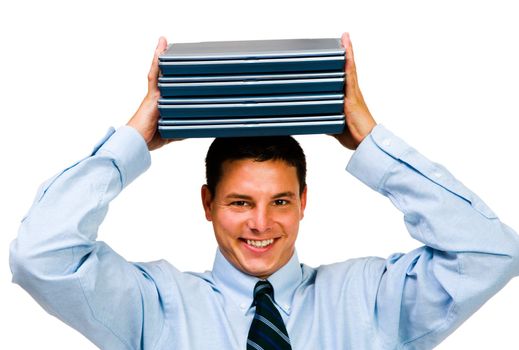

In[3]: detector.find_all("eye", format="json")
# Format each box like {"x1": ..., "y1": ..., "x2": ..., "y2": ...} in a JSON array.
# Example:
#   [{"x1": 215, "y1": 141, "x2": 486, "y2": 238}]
[
  {"x1": 273, "y1": 199, "x2": 289, "y2": 206},
  {"x1": 231, "y1": 200, "x2": 249, "y2": 207}
]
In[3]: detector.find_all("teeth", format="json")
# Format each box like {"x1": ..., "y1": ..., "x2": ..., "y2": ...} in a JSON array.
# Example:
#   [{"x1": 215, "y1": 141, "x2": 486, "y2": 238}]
[{"x1": 246, "y1": 239, "x2": 274, "y2": 248}]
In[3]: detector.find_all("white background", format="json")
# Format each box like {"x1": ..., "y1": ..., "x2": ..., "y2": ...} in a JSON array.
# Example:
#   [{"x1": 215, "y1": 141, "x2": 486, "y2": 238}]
[{"x1": 1, "y1": 0, "x2": 518, "y2": 348}]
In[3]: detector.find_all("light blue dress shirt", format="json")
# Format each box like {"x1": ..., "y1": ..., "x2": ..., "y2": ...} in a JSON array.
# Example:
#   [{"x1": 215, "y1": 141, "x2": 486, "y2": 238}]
[{"x1": 10, "y1": 125, "x2": 519, "y2": 349}]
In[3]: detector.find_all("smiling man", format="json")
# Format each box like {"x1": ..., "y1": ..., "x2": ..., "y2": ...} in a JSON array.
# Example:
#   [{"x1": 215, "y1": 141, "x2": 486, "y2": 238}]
[
  {"x1": 10, "y1": 34, "x2": 519, "y2": 350},
  {"x1": 202, "y1": 137, "x2": 307, "y2": 280}
]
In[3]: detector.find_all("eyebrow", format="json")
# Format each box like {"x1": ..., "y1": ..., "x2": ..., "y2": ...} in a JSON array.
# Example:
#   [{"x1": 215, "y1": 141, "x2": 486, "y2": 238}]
[
  {"x1": 225, "y1": 192, "x2": 296, "y2": 200},
  {"x1": 272, "y1": 192, "x2": 296, "y2": 199}
]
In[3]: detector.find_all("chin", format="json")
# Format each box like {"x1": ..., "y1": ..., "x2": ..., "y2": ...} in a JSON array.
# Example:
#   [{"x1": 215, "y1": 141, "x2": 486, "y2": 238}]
[{"x1": 242, "y1": 264, "x2": 275, "y2": 279}]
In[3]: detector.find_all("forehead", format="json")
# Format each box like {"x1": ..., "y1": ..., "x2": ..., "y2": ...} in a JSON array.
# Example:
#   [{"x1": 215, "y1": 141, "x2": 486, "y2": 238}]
[{"x1": 216, "y1": 159, "x2": 299, "y2": 195}]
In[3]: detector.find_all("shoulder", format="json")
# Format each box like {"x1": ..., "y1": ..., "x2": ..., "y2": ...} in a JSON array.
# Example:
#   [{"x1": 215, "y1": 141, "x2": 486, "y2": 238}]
[
  {"x1": 300, "y1": 256, "x2": 387, "y2": 294},
  {"x1": 299, "y1": 257, "x2": 389, "y2": 321},
  {"x1": 131, "y1": 259, "x2": 216, "y2": 290},
  {"x1": 308, "y1": 256, "x2": 386, "y2": 279}
]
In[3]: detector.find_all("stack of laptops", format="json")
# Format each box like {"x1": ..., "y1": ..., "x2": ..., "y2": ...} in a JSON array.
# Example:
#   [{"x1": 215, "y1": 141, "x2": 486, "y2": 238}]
[{"x1": 158, "y1": 38, "x2": 346, "y2": 138}]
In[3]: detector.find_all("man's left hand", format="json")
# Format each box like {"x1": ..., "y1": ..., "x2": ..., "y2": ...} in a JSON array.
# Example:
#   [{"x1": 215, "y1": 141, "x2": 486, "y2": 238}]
[{"x1": 332, "y1": 33, "x2": 377, "y2": 150}]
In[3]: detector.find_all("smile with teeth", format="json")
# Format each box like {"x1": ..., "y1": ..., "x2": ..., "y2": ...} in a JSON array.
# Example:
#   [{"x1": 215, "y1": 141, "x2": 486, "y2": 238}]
[{"x1": 246, "y1": 239, "x2": 274, "y2": 248}]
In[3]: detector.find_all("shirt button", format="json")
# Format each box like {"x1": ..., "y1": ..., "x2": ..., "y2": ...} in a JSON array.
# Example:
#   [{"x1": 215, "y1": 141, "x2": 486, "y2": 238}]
[
  {"x1": 240, "y1": 303, "x2": 247, "y2": 310},
  {"x1": 433, "y1": 171, "x2": 442, "y2": 178},
  {"x1": 382, "y1": 138, "x2": 392, "y2": 147}
]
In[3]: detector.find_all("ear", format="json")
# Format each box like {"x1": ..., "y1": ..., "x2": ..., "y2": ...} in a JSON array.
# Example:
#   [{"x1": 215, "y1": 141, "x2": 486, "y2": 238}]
[
  {"x1": 201, "y1": 185, "x2": 213, "y2": 221},
  {"x1": 299, "y1": 185, "x2": 308, "y2": 220}
]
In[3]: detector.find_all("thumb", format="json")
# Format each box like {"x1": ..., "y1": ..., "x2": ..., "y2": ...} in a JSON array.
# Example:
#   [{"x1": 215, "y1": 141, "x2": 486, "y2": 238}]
[{"x1": 148, "y1": 37, "x2": 168, "y2": 92}]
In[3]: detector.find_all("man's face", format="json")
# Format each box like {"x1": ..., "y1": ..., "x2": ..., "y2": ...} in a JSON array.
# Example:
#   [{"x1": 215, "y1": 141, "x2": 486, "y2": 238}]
[{"x1": 202, "y1": 159, "x2": 307, "y2": 279}]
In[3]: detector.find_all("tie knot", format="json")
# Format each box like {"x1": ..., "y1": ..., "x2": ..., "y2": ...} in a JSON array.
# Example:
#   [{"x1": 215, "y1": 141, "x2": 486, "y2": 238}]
[{"x1": 253, "y1": 280, "x2": 274, "y2": 300}]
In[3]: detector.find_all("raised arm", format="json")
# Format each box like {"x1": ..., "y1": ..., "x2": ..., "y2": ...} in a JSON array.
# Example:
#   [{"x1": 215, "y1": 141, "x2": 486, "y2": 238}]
[
  {"x1": 9, "y1": 38, "x2": 172, "y2": 349},
  {"x1": 347, "y1": 124, "x2": 519, "y2": 348},
  {"x1": 339, "y1": 33, "x2": 519, "y2": 348}
]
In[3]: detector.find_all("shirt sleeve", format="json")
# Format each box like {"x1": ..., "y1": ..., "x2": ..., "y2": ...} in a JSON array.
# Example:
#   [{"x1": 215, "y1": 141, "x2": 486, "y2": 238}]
[
  {"x1": 346, "y1": 124, "x2": 519, "y2": 349},
  {"x1": 9, "y1": 126, "x2": 164, "y2": 350}
]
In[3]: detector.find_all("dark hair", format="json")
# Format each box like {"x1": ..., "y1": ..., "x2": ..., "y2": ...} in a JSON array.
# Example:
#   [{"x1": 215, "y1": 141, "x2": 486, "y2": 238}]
[{"x1": 205, "y1": 136, "x2": 306, "y2": 196}]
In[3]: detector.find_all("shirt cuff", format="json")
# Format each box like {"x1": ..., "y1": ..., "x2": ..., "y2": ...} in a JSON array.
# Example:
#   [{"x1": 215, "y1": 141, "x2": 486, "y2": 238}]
[
  {"x1": 94, "y1": 126, "x2": 151, "y2": 188},
  {"x1": 346, "y1": 124, "x2": 409, "y2": 192}
]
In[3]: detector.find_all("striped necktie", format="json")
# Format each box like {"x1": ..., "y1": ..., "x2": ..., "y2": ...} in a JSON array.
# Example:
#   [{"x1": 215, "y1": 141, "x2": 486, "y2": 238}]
[{"x1": 247, "y1": 280, "x2": 292, "y2": 350}]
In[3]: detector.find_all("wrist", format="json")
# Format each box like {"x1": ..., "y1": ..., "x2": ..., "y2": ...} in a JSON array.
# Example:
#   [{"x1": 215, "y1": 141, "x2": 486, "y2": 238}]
[
  {"x1": 126, "y1": 120, "x2": 150, "y2": 143},
  {"x1": 354, "y1": 119, "x2": 377, "y2": 146},
  {"x1": 127, "y1": 92, "x2": 161, "y2": 144}
]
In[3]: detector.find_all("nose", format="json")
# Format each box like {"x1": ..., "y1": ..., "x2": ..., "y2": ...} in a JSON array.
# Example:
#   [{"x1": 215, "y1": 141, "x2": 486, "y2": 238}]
[{"x1": 247, "y1": 206, "x2": 273, "y2": 234}]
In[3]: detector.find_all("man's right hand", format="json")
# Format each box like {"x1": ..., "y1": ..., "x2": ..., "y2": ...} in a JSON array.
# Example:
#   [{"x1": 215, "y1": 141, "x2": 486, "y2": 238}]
[{"x1": 127, "y1": 37, "x2": 178, "y2": 151}]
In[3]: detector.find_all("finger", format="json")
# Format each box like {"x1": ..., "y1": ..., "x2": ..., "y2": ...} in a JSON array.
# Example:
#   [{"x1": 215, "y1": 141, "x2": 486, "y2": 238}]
[
  {"x1": 341, "y1": 32, "x2": 362, "y2": 103},
  {"x1": 341, "y1": 32, "x2": 357, "y2": 79},
  {"x1": 148, "y1": 36, "x2": 168, "y2": 92}
]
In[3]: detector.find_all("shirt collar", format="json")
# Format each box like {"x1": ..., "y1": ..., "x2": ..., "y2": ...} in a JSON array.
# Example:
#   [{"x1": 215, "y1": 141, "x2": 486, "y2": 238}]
[{"x1": 211, "y1": 248, "x2": 302, "y2": 316}]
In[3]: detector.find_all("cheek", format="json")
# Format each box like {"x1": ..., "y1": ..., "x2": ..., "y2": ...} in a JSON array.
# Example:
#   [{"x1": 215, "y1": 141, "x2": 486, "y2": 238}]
[
  {"x1": 213, "y1": 210, "x2": 247, "y2": 237},
  {"x1": 276, "y1": 212, "x2": 301, "y2": 234}
]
